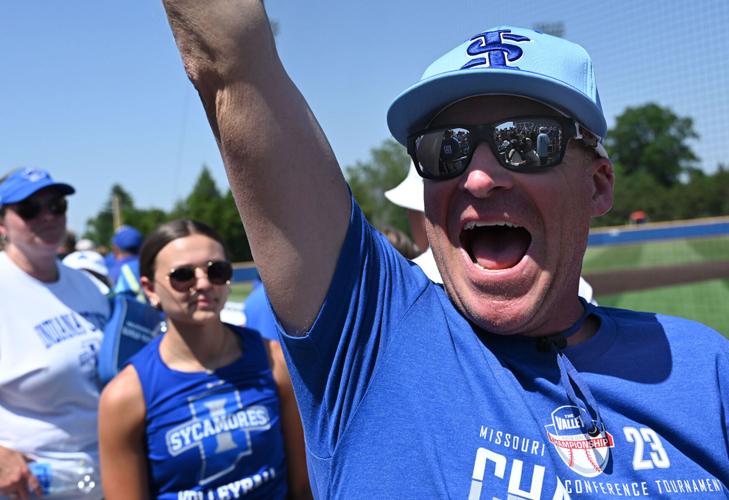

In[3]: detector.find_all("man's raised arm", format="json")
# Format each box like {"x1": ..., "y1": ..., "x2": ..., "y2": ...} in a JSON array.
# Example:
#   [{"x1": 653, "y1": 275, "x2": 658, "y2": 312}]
[{"x1": 161, "y1": 0, "x2": 351, "y2": 333}]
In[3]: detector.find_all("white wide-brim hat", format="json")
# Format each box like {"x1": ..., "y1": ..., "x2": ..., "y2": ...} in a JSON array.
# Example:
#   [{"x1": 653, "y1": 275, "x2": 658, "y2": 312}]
[
  {"x1": 384, "y1": 162, "x2": 424, "y2": 213},
  {"x1": 62, "y1": 250, "x2": 109, "y2": 278}
]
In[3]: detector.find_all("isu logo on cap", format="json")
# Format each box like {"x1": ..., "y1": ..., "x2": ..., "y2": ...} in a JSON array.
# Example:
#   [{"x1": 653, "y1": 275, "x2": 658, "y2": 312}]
[
  {"x1": 462, "y1": 29, "x2": 530, "y2": 70},
  {"x1": 544, "y1": 405, "x2": 614, "y2": 478}
]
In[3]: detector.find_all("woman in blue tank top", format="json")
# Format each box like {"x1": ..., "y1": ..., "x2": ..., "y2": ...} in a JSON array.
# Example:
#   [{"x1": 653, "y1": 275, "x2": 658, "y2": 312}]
[{"x1": 98, "y1": 220, "x2": 311, "y2": 499}]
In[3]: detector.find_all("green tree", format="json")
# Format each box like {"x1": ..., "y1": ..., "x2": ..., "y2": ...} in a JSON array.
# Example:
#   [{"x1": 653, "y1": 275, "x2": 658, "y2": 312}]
[
  {"x1": 606, "y1": 103, "x2": 698, "y2": 187},
  {"x1": 217, "y1": 190, "x2": 252, "y2": 262},
  {"x1": 182, "y1": 166, "x2": 224, "y2": 225},
  {"x1": 85, "y1": 184, "x2": 172, "y2": 247},
  {"x1": 175, "y1": 167, "x2": 252, "y2": 262},
  {"x1": 84, "y1": 184, "x2": 135, "y2": 246},
  {"x1": 673, "y1": 165, "x2": 729, "y2": 219},
  {"x1": 345, "y1": 139, "x2": 411, "y2": 234},
  {"x1": 125, "y1": 208, "x2": 169, "y2": 237}
]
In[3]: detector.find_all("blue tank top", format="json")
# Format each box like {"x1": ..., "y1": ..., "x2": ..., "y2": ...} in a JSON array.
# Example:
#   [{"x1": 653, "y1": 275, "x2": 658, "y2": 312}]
[{"x1": 129, "y1": 325, "x2": 288, "y2": 499}]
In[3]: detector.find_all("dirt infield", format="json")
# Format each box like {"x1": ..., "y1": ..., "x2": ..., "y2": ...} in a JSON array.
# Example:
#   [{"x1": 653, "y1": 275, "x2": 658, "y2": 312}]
[{"x1": 584, "y1": 261, "x2": 729, "y2": 296}]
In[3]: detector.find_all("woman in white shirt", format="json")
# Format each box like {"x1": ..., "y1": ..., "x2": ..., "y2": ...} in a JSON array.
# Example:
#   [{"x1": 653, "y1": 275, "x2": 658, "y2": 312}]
[{"x1": 0, "y1": 168, "x2": 109, "y2": 499}]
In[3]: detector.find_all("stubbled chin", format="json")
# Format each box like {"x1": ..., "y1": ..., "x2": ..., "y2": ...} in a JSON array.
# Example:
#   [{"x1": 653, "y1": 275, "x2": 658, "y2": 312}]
[{"x1": 466, "y1": 294, "x2": 544, "y2": 335}]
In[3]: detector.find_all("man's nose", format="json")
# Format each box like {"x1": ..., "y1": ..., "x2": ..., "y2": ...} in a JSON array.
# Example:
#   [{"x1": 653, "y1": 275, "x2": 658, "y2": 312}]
[{"x1": 460, "y1": 143, "x2": 515, "y2": 197}]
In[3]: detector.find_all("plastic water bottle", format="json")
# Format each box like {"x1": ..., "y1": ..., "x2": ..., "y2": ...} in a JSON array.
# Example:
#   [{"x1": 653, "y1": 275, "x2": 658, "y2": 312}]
[{"x1": 28, "y1": 458, "x2": 97, "y2": 497}]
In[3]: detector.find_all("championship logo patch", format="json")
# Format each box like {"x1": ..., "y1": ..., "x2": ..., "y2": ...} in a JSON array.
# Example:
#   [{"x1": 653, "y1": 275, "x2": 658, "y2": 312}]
[{"x1": 544, "y1": 405, "x2": 614, "y2": 478}]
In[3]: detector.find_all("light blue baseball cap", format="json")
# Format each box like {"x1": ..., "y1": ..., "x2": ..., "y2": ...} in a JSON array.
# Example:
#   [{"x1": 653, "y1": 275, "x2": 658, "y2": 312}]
[
  {"x1": 0, "y1": 167, "x2": 75, "y2": 207},
  {"x1": 387, "y1": 26, "x2": 606, "y2": 146}
]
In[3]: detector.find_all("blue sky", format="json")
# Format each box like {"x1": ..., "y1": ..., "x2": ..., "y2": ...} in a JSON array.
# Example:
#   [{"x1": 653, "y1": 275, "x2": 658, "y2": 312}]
[{"x1": 2, "y1": 1, "x2": 728, "y2": 234}]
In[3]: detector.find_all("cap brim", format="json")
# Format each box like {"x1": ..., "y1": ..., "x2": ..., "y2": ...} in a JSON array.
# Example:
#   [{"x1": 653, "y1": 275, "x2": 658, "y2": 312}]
[
  {"x1": 387, "y1": 67, "x2": 607, "y2": 146},
  {"x1": 2, "y1": 181, "x2": 75, "y2": 205},
  {"x1": 51, "y1": 183, "x2": 75, "y2": 197}
]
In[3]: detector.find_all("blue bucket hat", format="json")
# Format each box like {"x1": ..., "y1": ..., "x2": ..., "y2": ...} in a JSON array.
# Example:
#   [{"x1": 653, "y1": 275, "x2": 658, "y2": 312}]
[
  {"x1": 0, "y1": 167, "x2": 75, "y2": 208},
  {"x1": 112, "y1": 225, "x2": 143, "y2": 252},
  {"x1": 387, "y1": 26, "x2": 607, "y2": 146}
]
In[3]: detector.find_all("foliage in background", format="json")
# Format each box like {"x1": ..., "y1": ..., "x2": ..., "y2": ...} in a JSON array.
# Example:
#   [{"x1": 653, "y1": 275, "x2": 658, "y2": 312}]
[
  {"x1": 595, "y1": 103, "x2": 729, "y2": 227},
  {"x1": 85, "y1": 185, "x2": 166, "y2": 248},
  {"x1": 85, "y1": 167, "x2": 252, "y2": 262},
  {"x1": 606, "y1": 103, "x2": 698, "y2": 187},
  {"x1": 345, "y1": 139, "x2": 411, "y2": 235}
]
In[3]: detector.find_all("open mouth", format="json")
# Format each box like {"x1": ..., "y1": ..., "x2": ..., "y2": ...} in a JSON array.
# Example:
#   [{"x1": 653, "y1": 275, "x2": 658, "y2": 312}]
[{"x1": 461, "y1": 221, "x2": 532, "y2": 270}]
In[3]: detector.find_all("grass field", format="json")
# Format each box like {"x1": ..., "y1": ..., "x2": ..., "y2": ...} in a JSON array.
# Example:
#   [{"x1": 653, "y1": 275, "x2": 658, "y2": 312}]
[
  {"x1": 583, "y1": 235, "x2": 729, "y2": 272},
  {"x1": 229, "y1": 281, "x2": 254, "y2": 303},
  {"x1": 583, "y1": 235, "x2": 729, "y2": 337}
]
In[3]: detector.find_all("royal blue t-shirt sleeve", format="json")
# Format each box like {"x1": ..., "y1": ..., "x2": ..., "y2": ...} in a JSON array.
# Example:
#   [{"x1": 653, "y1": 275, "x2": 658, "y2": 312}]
[{"x1": 278, "y1": 198, "x2": 430, "y2": 459}]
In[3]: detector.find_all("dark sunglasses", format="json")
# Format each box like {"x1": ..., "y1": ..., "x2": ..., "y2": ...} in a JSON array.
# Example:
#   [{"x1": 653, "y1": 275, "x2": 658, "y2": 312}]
[
  {"x1": 167, "y1": 260, "x2": 233, "y2": 291},
  {"x1": 408, "y1": 116, "x2": 600, "y2": 180},
  {"x1": 10, "y1": 196, "x2": 68, "y2": 220}
]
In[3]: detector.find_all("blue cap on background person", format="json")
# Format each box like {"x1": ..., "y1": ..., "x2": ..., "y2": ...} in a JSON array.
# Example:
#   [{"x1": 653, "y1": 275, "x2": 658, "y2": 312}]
[
  {"x1": 387, "y1": 26, "x2": 607, "y2": 147},
  {"x1": 112, "y1": 225, "x2": 143, "y2": 252},
  {"x1": 0, "y1": 167, "x2": 75, "y2": 207}
]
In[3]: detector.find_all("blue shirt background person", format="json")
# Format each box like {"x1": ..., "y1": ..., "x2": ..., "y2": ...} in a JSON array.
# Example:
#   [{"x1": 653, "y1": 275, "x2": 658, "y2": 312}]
[
  {"x1": 243, "y1": 279, "x2": 278, "y2": 340},
  {"x1": 108, "y1": 225, "x2": 145, "y2": 301}
]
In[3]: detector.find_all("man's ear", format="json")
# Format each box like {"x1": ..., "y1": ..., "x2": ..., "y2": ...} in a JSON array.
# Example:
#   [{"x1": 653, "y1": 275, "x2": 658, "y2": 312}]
[
  {"x1": 140, "y1": 276, "x2": 160, "y2": 308},
  {"x1": 590, "y1": 158, "x2": 614, "y2": 217}
]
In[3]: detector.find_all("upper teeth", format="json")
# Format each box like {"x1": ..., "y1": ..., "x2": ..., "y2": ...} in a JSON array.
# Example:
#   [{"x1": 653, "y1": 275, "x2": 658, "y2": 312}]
[{"x1": 464, "y1": 221, "x2": 521, "y2": 230}]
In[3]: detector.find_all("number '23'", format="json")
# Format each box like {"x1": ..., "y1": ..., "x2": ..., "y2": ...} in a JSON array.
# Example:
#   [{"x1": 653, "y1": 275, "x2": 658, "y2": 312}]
[{"x1": 623, "y1": 426, "x2": 671, "y2": 470}]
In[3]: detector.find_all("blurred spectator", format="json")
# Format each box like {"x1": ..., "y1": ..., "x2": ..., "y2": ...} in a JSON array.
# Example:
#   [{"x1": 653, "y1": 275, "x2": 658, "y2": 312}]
[
  {"x1": 523, "y1": 138, "x2": 541, "y2": 166},
  {"x1": 242, "y1": 279, "x2": 278, "y2": 340},
  {"x1": 63, "y1": 250, "x2": 112, "y2": 295},
  {"x1": 506, "y1": 139, "x2": 526, "y2": 167},
  {"x1": 108, "y1": 225, "x2": 145, "y2": 301},
  {"x1": 76, "y1": 238, "x2": 97, "y2": 251},
  {"x1": 56, "y1": 229, "x2": 77, "y2": 259},
  {"x1": 384, "y1": 162, "x2": 441, "y2": 282},
  {"x1": 629, "y1": 210, "x2": 647, "y2": 224},
  {"x1": 536, "y1": 126, "x2": 550, "y2": 163},
  {"x1": 379, "y1": 225, "x2": 420, "y2": 259},
  {"x1": 0, "y1": 167, "x2": 109, "y2": 498}
]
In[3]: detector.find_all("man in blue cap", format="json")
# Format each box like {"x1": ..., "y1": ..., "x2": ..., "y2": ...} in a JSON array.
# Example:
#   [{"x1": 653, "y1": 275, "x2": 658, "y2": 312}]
[
  {"x1": 159, "y1": 2, "x2": 728, "y2": 497},
  {"x1": 108, "y1": 224, "x2": 145, "y2": 300}
]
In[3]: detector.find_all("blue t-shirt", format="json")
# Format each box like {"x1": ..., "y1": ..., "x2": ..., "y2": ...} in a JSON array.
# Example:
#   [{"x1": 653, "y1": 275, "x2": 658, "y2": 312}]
[
  {"x1": 129, "y1": 325, "x2": 288, "y2": 499},
  {"x1": 108, "y1": 255, "x2": 137, "y2": 284},
  {"x1": 278, "y1": 200, "x2": 729, "y2": 498}
]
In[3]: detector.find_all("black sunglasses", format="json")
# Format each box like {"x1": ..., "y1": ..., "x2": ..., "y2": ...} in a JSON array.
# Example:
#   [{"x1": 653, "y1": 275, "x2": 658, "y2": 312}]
[
  {"x1": 408, "y1": 115, "x2": 599, "y2": 180},
  {"x1": 167, "y1": 260, "x2": 233, "y2": 291},
  {"x1": 9, "y1": 196, "x2": 68, "y2": 220}
]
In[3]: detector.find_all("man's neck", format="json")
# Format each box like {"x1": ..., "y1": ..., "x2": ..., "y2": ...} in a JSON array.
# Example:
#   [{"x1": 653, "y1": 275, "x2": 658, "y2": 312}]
[{"x1": 566, "y1": 313, "x2": 600, "y2": 346}]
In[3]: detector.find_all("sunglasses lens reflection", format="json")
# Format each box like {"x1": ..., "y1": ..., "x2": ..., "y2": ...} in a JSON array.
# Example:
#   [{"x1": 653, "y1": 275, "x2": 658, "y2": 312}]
[{"x1": 412, "y1": 117, "x2": 567, "y2": 179}]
